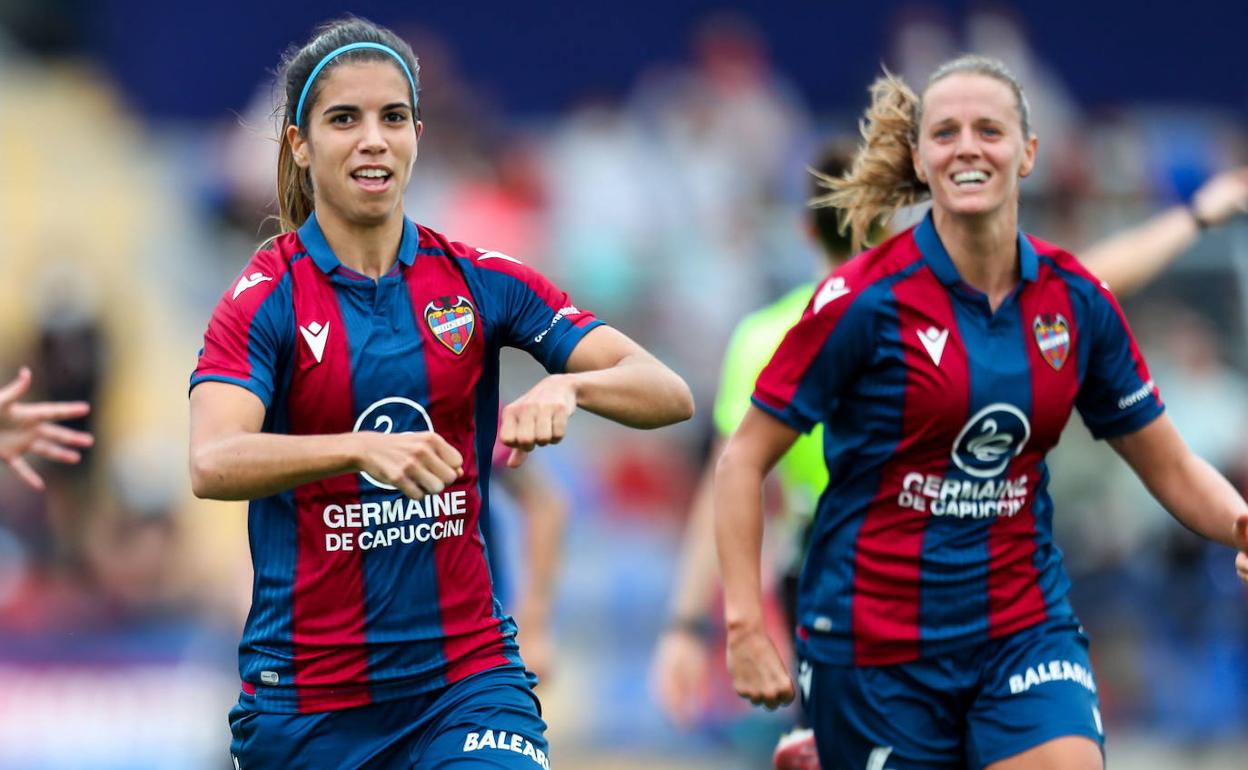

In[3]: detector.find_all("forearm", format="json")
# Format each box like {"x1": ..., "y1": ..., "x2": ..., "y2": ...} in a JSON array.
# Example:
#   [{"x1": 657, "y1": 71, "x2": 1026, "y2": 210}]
[
  {"x1": 191, "y1": 431, "x2": 360, "y2": 500},
  {"x1": 1148, "y1": 451, "x2": 1247, "y2": 548},
  {"x1": 714, "y1": 448, "x2": 768, "y2": 632},
  {"x1": 667, "y1": 454, "x2": 723, "y2": 625},
  {"x1": 567, "y1": 353, "x2": 694, "y2": 428},
  {"x1": 516, "y1": 483, "x2": 568, "y2": 624},
  {"x1": 1082, "y1": 207, "x2": 1197, "y2": 298}
]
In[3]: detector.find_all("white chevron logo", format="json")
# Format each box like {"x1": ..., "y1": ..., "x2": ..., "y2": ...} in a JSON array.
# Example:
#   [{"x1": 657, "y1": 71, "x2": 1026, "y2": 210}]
[
  {"x1": 299, "y1": 321, "x2": 330, "y2": 364},
  {"x1": 916, "y1": 326, "x2": 949, "y2": 366}
]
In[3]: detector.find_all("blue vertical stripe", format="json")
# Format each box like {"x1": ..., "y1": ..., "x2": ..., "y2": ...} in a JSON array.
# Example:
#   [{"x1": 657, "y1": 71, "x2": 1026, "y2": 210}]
[
  {"x1": 331, "y1": 271, "x2": 451, "y2": 692},
  {"x1": 919, "y1": 291, "x2": 1033, "y2": 651},
  {"x1": 240, "y1": 281, "x2": 299, "y2": 686},
  {"x1": 798, "y1": 274, "x2": 913, "y2": 655}
]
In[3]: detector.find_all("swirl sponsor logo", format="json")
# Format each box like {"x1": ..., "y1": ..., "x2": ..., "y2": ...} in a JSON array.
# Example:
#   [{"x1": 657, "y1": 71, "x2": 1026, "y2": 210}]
[
  {"x1": 353, "y1": 397, "x2": 434, "y2": 490},
  {"x1": 951, "y1": 403, "x2": 1031, "y2": 478}
]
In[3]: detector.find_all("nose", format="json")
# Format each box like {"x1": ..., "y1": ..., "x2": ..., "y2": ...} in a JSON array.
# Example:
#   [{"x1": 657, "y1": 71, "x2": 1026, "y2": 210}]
[
  {"x1": 954, "y1": 126, "x2": 981, "y2": 159},
  {"x1": 358, "y1": 115, "x2": 387, "y2": 154}
]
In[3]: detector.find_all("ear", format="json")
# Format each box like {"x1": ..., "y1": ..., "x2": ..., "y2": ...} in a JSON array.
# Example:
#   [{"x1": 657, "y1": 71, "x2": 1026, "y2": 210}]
[
  {"x1": 286, "y1": 124, "x2": 311, "y2": 169},
  {"x1": 1018, "y1": 134, "x2": 1039, "y2": 178},
  {"x1": 409, "y1": 120, "x2": 425, "y2": 165},
  {"x1": 911, "y1": 142, "x2": 928, "y2": 185}
]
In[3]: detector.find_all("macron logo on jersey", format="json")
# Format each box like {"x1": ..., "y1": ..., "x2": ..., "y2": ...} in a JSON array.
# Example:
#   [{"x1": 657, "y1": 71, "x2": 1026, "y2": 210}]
[
  {"x1": 299, "y1": 321, "x2": 330, "y2": 363},
  {"x1": 813, "y1": 277, "x2": 850, "y2": 314},
  {"x1": 232, "y1": 271, "x2": 273, "y2": 300},
  {"x1": 917, "y1": 326, "x2": 949, "y2": 366}
]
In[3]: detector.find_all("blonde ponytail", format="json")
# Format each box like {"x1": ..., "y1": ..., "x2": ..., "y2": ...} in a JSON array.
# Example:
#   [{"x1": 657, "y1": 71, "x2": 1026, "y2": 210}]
[{"x1": 811, "y1": 70, "x2": 927, "y2": 253}]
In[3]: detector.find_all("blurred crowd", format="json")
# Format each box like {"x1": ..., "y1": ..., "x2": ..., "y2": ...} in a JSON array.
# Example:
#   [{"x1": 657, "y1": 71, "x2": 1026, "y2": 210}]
[{"x1": 0, "y1": 6, "x2": 1245, "y2": 770}]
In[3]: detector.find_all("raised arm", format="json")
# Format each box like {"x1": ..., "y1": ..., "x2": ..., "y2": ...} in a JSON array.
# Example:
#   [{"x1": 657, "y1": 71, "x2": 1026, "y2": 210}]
[
  {"x1": 1083, "y1": 167, "x2": 1248, "y2": 297},
  {"x1": 715, "y1": 406, "x2": 800, "y2": 709},
  {"x1": 650, "y1": 438, "x2": 725, "y2": 726},
  {"x1": 498, "y1": 460, "x2": 570, "y2": 683},
  {"x1": 499, "y1": 326, "x2": 694, "y2": 466},
  {"x1": 1108, "y1": 413, "x2": 1248, "y2": 563},
  {"x1": 189, "y1": 381, "x2": 462, "y2": 501}
]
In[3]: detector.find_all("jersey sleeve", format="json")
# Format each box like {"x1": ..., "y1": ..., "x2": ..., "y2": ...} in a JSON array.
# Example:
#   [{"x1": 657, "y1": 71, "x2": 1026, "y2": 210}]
[
  {"x1": 472, "y1": 251, "x2": 603, "y2": 372},
  {"x1": 1074, "y1": 282, "x2": 1164, "y2": 439},
  {"x1": 751, "y1": 278, "x2": 877, "y2": 434},
  {"x1": 189, "y1": 257, "x2": 290, "y2": 409}
]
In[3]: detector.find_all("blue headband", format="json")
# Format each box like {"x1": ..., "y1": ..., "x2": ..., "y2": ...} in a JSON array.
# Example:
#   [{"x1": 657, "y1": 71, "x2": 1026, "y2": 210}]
[{"x1": 295, "y1": 42, "x2": 418, "y2": 129}]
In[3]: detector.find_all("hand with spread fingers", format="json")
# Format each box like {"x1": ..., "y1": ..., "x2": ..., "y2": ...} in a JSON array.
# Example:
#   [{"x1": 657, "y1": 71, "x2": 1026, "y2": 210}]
[
  {"x1": 499, "y1": 374, "x2": 577, "y2": 468},
  {"x1": 0, "y1": 367, "x2": 94, "y2": 491},
  {"x1": 726, "y1": 623, "x2": 796, "y2": 710},
  {"x1": 354, "y1": 430, "x2": 464, "y2": 501}
]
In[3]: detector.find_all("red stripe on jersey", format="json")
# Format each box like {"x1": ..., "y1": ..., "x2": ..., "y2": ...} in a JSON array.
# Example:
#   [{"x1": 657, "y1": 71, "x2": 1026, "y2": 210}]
[
  {"x1": 408, "y1": 258, "x2": 509, "y2": 683},
  {"x1": 287, "y1": 257, "x2": 372, "y2": 712},
  {"x1": 195, "y1": 244, "x2": 290, "y2": 383},
  {"x1": 852, "y1": 268, "x2": 968, "y2": 665},
  {"x1": 986, "y1": 266, "x2": 1079, "y2": 637}
]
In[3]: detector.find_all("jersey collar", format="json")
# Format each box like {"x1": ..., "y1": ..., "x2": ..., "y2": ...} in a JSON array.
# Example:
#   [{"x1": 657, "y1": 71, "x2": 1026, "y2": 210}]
[
  {"x1": 913, "y1": 210, "x2": 1038, "y2": 287},
  {"x1": 298, "y1": 212, "x2": 420, "y2": 274}
]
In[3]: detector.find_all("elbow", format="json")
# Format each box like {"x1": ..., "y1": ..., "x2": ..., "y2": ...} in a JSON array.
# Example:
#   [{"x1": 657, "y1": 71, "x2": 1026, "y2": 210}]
[
  {"x1": 188, "y1": 455, "x2": 215, "y2": 500},
  {"x1": 189, "y1": 446, "x2": 228, "y2": 500},
  {"x1": 672, "y1": 381, "x2": 696, "y2": 424}
]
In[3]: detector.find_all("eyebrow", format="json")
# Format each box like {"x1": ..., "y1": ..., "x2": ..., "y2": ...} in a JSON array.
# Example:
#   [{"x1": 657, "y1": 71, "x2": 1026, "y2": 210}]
[
  {"x1": 930, "y1": 116, "x2": 1007, "y2": 127},
  {"x1": 322, "y1": 101, "x2": 413, "y2": 115}
]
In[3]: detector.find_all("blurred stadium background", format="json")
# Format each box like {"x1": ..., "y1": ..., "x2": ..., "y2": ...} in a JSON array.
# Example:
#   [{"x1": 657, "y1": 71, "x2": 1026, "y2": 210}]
[{"x1": 0, "y1": 1, "x2": 1246, "y2": 768}]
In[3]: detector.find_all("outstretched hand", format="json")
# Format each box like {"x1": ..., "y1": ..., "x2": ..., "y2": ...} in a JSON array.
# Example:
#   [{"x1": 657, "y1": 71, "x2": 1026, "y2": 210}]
[
  {"x1": 0, "y1": 367, "x2": 94, "y2": 490},
  {"x1": 1192, "y1": 167, "x2": 1248, "y2": 227},
  {"x1": 499, "y1": 375, "x2": 577, "y2": 468}
]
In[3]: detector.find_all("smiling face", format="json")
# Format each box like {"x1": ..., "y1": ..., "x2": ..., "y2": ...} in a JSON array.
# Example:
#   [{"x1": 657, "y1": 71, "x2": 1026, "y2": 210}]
[
  {"x1": 286, "y1": 59, "x2": 421, "y2": 229},
  {"x1": 911, "y1": 72, "x2": 1036, "y2": 221}
]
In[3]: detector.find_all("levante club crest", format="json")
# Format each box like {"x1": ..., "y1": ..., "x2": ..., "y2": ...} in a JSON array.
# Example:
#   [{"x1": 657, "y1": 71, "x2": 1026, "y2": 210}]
[
  {"x1": 425, "y1": 296, "x2": 476, "y2": 355},
  {"x1": 1032, "y1": 313, "x2": 1071, "y2": 370}
]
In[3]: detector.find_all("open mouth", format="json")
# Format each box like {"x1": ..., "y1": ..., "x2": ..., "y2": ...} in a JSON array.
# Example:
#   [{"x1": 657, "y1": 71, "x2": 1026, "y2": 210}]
[
  {"x1": 952, "y1": 170, "x2": 990, "y2": 188},
  {"x1": 351, "y1": 168, "x2": 393, "y2": 192}
]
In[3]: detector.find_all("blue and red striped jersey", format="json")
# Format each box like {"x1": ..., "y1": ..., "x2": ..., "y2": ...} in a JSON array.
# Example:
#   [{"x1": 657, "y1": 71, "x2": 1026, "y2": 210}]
[
  {"x1": 753, "y1": 213, "x2": 1163, "y2": 666},
  {"x1": 190, "y1": 213, "x2": 601, "y2": 713}
]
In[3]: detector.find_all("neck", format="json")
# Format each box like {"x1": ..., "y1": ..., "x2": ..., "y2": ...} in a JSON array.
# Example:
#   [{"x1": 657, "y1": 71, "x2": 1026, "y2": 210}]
[
  {"x1": 932, "y1": 206, "x2": 1020, "y2": 308},
  {"x1": 316, "y1": 207, "x2": 405, "y2": 279}
]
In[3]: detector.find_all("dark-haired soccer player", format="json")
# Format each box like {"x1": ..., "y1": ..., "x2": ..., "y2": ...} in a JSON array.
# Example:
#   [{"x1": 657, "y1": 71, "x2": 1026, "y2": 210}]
[{"x1": 189, "y1": 17, "x2": 691, "y2": 769}]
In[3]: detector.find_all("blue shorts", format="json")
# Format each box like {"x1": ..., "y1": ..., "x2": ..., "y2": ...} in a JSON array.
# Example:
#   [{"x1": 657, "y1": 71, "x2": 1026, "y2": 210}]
[
  {"x1": 800, "y1": 618, "x2": 1104, "y2": 770},
  {"x1": 229, "y1": 667, "x2": 549, "y2": 769}
]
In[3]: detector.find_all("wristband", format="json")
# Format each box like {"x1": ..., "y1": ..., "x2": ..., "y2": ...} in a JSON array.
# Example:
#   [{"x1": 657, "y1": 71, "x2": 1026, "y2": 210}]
[{"x1": 666, "y1": 616, "x2": 714, "y2": 640}]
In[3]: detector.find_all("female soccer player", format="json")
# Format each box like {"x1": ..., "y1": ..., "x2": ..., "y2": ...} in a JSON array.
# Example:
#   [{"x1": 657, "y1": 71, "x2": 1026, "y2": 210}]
[
  {"x1": 715, "y1": 55, "x2": 1248, "y2": 770},
  {"x1": 188, "y1": 17, "x2": 692, "y2": 769}
]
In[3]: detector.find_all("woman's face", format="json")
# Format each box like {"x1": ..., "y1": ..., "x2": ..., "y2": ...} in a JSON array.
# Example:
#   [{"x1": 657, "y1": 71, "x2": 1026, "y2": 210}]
[
  {"x1": 287, "y1": 59, "x2": 421, "y2": 228},
  {"x1": 912, "y1": 72, "x2": 1036, "y2": 220}
]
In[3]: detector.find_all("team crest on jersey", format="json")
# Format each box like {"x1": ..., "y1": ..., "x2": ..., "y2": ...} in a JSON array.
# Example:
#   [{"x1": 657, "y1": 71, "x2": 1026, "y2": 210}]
[
  {"x1": 1032, "y1": 313, "x2": 1071, "y2": 370},
  {"x1": 424, "y1": 295, "x2": 476, "y2": 355}
]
